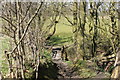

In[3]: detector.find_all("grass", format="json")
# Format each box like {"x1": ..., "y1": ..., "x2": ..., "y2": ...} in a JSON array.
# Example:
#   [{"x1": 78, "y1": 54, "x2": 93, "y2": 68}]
[
  {"x1": 48, "y1": 17, "x2": 73, "y2": 45},
  {"x1": 0, "y1": 36, "x2": 11, "y2": 76},
  {"x1": 0, "y1": 37, "x2": 3, "y2": 66},
  {"x1": 48, "y1": 15, "x2": 115, "y2": 46},
  {"x1": 0, "y1": 15, "x2": 118, "y2": 77}
]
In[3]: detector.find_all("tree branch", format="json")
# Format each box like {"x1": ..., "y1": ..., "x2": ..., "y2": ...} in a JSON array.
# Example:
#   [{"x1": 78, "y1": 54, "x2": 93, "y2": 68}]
[{"x1": 10, "y1": 2, "x2": 43, "y2": 54}]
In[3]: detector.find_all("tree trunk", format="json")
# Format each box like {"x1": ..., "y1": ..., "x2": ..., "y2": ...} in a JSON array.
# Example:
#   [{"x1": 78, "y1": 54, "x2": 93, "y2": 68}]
[
  {"x1": 111, "y1": 51, "x2": 120, "y2": 79},
  {"x1": 73, "y1": 1, "x2": 83, "y2": 60}
]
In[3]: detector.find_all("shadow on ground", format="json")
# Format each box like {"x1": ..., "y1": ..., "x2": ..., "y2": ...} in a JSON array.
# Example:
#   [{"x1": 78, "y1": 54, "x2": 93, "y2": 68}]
[
  {"x1": 48, "y1": 35, "x2": 72, "y2": 45},
  {"x1": 37, "y1": 61, "x2": 59, "y2": 80}
]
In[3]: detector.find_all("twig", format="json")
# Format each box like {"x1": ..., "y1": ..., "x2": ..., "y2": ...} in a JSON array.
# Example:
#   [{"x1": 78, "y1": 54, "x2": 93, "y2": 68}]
[{"x1": 9, "y1": 2, "x2": 43, "y2": 54}]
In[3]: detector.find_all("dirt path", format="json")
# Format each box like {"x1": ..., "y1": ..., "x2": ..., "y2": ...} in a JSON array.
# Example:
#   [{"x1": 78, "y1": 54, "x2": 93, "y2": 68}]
[{"x1": 51, "y1": 47, "x2": 80, "y2": 79}]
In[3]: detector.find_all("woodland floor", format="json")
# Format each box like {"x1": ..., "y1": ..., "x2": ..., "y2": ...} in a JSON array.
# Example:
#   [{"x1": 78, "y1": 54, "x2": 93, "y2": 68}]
[{"x1": 45, "y1": 47, "x2": 111, "y2": 80}]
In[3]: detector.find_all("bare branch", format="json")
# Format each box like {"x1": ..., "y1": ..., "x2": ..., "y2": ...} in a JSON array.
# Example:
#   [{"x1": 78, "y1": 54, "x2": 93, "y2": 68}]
[
  {"x1": 61, "y1": 12, "x2": 73, "y2": 25},
  {"x1": 0, "y1": 16, "x2": 17, "y2": 29},
  {"x1": 10, "y1": 2, "x2": 43, "y2": 54}
]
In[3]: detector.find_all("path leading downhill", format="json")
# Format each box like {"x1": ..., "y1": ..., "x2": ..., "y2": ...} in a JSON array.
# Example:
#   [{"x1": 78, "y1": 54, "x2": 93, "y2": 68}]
[
  {"x1": 51, "y1": 46, "x2": 110, "y2": 79},
  {"x1": 51, "y1": 47, "x2": 80, "y2": 79}
]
